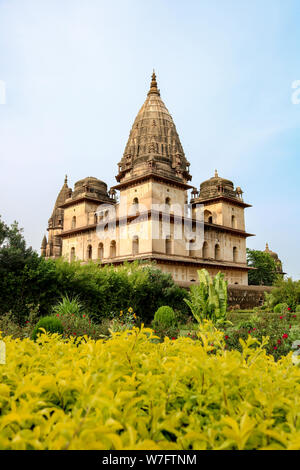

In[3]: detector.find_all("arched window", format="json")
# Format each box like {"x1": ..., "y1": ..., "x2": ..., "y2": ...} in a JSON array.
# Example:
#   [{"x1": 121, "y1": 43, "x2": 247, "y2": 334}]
[
  {"x1": 202, "y1": 241, "x2": 209, "y2": 259},
  {"x1": 98, "y1": 243, "x2": 104, "y2": 260},
  {"x1": 165, "y1": 236, "x2": 172, "y2": 255},
  {"x1": 130, "y1": 197, "x2": 139, "y2": 216},
  {"x1": 87, "y1": 244, "x2": 92, "y2": 260},
  {"x1": 231, "y1": 215, "x2": 236, "y2": 228},
  {"x1": 215, "y1": 244, "x2": 221, "y2": 260},
  {"x1": 71, "y1": 216, "x2": 76, "y2": 229},
  {"x1": 189, "y1": 239, "x2": 196, "y2": 257},
  {"x1": 134, "y1": 197, "x2": 139, "y2": 212},
  {"x1": 165, "y1": 197, "x2": 171, "y2": 213},
  {"x1": 132, "y1": 236, "x2": 139, "y2": 255},
  {"x1": 70, "y1": 247, "x2": 75, "y2": 261},
  {"x1": 110, "y1": 240, "x2": 116, "y2": 258},
  {"x1": 94, "y1": 213, "x2": 98, "y2": 224},
  {"x1": 204, "y1": 210, "x2": 213, "y2": 223},
  {"x1": 233, "y1": 246, "x2": 238, "y2": 262}
]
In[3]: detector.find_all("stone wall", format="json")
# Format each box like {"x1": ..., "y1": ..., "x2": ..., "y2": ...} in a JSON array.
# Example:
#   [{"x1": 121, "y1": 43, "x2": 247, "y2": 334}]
[
  {"x1": 178, "y1": 280, "x2": 273, "y2": 310},
  {"x1": 227, "y1": 284, "x2": 273, "y2": 309}
]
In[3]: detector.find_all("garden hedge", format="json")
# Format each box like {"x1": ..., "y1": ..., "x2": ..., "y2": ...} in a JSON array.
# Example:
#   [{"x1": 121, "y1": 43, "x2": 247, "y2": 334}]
[{"x1": 0, "y1": 324, "x2": 300, "y2": 450}]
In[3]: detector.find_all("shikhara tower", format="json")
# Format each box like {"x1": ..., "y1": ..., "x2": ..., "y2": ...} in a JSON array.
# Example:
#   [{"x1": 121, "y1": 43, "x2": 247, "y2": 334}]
[{"x1": 42, "y1": 72, "x2": 253, "y2": 286}]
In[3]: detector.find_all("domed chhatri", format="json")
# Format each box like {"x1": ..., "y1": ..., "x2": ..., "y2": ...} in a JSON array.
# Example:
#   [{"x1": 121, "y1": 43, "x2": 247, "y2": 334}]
[
  {"x1": 116, "y1": 71, "x2": 191, "y2": 184},
  {"x1": 264, "y1": 243, "x2": 284, "y2": 275},
  {"x1": 197, "y1": 169, "x2": 244, "y2": 202},
  {"x1": 72, "y1": 176, "x2": 109, "y2": 200},
  {"x1": 264, "y1": 242, "x2": 279, "y2": 260},
  {"x1": 42, "y1": 71, "x2": 255, "y2": 287}
]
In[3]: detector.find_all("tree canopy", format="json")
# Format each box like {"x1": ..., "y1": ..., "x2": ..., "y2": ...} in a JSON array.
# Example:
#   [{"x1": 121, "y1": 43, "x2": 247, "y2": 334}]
[{"x1": 247, "y1": 248, "x2": 278, "y2": 286}]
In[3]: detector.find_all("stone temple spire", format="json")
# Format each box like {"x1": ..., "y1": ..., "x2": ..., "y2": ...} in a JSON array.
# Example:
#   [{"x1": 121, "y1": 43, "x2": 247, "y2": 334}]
[
  {"x1": 148, "y1": 70, "x2": 160, "y2": 96},
  {"x1": 116, "y1": 71, "x2": 191, "y2": 184}
]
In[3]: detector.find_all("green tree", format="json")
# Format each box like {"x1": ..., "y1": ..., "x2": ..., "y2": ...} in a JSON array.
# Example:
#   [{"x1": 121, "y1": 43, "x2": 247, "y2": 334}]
[
  {"x1": 0, "y1": 216, "x2": 36, "y2": 274},
  {"x1": 247, "y1": 248, "x2": 278, "y2": 286},
  {"x1": 267, "y1": 277, "x2": 300, "y2": 311}
]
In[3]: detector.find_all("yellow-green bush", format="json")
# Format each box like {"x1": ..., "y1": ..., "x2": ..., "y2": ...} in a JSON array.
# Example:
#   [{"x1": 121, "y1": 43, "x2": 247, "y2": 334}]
[{"x1": 0, "y1": 324, "x2": 300, "y2": 450}]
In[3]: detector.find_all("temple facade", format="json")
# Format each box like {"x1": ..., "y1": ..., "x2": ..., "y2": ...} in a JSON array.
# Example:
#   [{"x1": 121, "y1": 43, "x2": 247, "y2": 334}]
[{"x1": 41, "y1": 72, "x2": 254, "y2": 286}]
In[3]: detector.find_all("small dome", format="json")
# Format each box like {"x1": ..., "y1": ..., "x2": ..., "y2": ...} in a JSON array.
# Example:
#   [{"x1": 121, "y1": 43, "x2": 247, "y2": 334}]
[
  {"x1": 73, "y1": 176, "x2": 108, "y2": 199},
  {"x1": 264, "y1": 243, "x2": 279, "y2": 260},
  {"x1": 199, "y1": 170, "x2": 236, "y2": 200}
]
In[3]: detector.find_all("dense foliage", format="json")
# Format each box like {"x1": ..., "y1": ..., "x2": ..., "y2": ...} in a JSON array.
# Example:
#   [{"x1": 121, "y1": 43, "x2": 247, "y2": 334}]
[
  {"x1": 0, "y1": 215, "x2": 188, "y2": 325},
  {"x1": 222, "y1": 311, "x2": 300, "y2": 361},
  {"x1": 273, "y1": 303, "x2": 288, "y2": 314},
  {"x1": 265, "y1": 277, "x2": 300, "y2": 312},
  {"x1": 247, "y1": 248, "x2": 278, "y2": 286},
  {"x1": 0, "y1": 325, "x2": 300, "y2": 450}
]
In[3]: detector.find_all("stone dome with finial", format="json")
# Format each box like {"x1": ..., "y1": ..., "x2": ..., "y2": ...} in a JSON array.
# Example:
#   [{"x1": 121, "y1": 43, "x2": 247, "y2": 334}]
[
  {"x1": 72, "y1": 176, "x2": 109, "y2": 200},
  {"x1": 198, "y1": 170, "x2": 240, "y2": 200},
  {"x1": 264, "y1": 242, "x2": 279, "y2": 261},
  {"x1": 264, "y1": 243, "x2": 284, "y2": 274},
  {"x1": 116, "y1": 71, "x2": 191, "y2": 184}
]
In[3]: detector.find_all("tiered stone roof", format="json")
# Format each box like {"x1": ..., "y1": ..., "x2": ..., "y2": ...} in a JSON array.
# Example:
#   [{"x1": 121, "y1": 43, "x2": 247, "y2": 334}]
[{"x1": 116, "y1": 72, "x2": 191, "y2": 185}]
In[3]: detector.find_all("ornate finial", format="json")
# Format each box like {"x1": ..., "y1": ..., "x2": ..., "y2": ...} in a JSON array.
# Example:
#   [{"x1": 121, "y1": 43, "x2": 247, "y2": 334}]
[
  {"x1": 214, "y1": 169, "x2": 219, "y2": 178},
  {"x1": 265, "y1": 243, "x2": 269, "y2": 251},
  {"x1": 64, "y1": 174, "x2": 68, "y2": 184},
  {"x1": 148, "y1": 70, "x2": 160, "y2": 96}
]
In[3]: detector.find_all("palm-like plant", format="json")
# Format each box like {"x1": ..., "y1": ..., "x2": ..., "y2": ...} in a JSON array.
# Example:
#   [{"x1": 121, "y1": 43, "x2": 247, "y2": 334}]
[
  {"x1": 184, "y1": 269, "x2": 230, "y2": 325},
  {"x1": 52, "y1": 294, "x2": 83, "y2": 317}
]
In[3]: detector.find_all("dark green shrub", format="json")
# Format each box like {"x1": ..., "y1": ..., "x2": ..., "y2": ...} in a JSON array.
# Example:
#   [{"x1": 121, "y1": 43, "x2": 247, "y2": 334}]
[
  {"x1": 32, "y1": 316, "x2": 64, "y2": 341},
  {"x1": 274, "y1": 303, "x2": 288, "y2": 314},
  {"x1": 268, "y1": 278, "x2": 300, "y2": 312},
  {"x1": 153, "y1": 306, "x2": 176, "y2": 328},
  {"x1": 0, "y1": 257, "x2": 189, "y2": 325},
  {"x1": 237, "y1": 319, "x2": 256, "y2": 330}
]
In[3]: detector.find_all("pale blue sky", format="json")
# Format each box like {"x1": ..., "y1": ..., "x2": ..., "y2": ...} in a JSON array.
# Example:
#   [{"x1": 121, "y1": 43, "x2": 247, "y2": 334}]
[{"x1": 0, "y1": 0, "x2": 299, "y2": 278}]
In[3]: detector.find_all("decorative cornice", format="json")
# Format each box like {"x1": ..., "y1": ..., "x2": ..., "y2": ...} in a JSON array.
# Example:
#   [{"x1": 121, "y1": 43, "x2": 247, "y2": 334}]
[
  {"x1": 58, "y1": 194, "x2": 115, "y2": 209},
  {"x1": 58, "y1": 210, "x2": 254, "y2": 238},
  {"x1": 191, "y1": 195, "x2": 252, "y2": 208},
  {"x1": 112, "y1": 172, "x2": 193, "y2": 191},
  {"x1": 95, "y1": 253, "x2": 252, "y2": 271}
]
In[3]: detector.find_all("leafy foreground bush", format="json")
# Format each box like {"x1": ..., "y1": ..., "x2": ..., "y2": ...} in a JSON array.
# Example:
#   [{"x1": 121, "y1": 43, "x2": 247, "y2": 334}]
[{"x1": 0, "y1": 325, "x2": 300, "y2": 450}]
